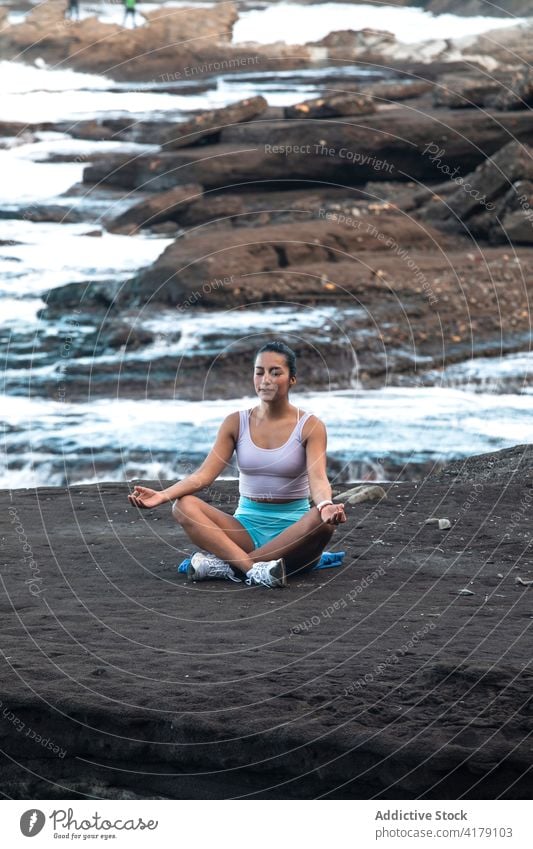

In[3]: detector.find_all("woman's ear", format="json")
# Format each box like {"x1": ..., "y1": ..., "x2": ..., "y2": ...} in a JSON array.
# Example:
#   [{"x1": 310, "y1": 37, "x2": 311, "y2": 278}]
[{"x1": 290, "y1": 375, "x2": 297, "y2": 385}]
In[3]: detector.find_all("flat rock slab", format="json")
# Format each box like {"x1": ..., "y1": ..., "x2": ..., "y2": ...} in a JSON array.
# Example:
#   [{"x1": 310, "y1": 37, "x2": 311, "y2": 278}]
[
  {"x1": 162, "y1": 96, "x2": 268, "y2": 149},
  {"x1": 284, "y1": 93, "x2": 377, "y2": 119},
  {"x1": 1, "y1": 445, "x2": 532, "y2": 799},
  {"x1": 105, "y1": 183, "x2": 203, "y2": 234}
]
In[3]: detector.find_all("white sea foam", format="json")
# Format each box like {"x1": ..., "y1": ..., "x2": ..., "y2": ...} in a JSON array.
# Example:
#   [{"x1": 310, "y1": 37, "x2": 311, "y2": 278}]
[
  {"x1": 0, "y1": 221, "x2": 173, "y2": 296},
  {"x1": 0, "y1": 61, "x2": 114, "y2": 95},
  {"x1": 2, "y1": 388, "x2": 532, "y2": 488},
  {"x1": 428, "y1": 352, "x2": 533, "y2": 385},
  {"x1": 233, "y1": 3, "x2": 527, "y2": 46}
]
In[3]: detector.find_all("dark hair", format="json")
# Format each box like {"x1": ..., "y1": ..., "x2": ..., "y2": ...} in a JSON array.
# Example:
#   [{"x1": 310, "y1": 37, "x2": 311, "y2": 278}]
[{"x1": 254, "y1": 341, "x2": 297, "y2": 378}]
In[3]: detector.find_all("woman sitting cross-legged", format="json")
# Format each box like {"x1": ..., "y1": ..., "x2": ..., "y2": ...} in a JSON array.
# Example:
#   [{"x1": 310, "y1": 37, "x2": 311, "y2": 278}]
[{"x1": 128, "y1": 341, "x2": 346, "y2": 588}]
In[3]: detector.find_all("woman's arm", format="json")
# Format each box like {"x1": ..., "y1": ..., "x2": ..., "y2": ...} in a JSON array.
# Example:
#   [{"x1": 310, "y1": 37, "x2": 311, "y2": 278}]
[
  {"x1": 304, "y1": 416, "x2": 346, "y2": 525},
  {"x1": 128, "y1": 412, "x2": 239, "y2": 509}
]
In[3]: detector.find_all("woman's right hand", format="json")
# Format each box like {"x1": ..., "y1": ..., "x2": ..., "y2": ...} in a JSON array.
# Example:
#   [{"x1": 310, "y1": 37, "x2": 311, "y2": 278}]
[{"x1": 128, "y1": 486, "x2": 166, "y2": 509}]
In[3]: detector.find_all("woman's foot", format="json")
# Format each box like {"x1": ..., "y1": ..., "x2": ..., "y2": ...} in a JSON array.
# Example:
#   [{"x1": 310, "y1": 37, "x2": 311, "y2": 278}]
[
  {"x1": 187, "y1": 552, "x2": 241, "y2": 582},
  {"x1": 245, "y1": 559, "x2": 287, "y2": 588}
]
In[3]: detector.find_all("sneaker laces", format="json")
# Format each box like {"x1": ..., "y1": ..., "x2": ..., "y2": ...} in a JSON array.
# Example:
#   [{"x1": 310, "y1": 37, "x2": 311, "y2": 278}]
[
  {"x1": 245, "y1": 562, "x2": 273, "y2": 586},
  {"x1": 204, "y1": 556, "x2": 241, "y2": 582},
  {"x1": 207, "y1": 562, "x2": 232, "y2": 578}
]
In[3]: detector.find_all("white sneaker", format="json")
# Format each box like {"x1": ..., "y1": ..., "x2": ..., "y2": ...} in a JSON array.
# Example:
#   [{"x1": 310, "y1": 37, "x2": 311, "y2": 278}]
[
  {"x1": 187, "y1": 552, "x2": 241, "y2": 583},
  {"x1": 245, "y1": 558, "x2": 287, "y2": 588}
]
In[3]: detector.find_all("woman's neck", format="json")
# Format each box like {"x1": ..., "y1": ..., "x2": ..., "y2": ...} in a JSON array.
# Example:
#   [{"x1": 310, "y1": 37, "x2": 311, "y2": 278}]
[{"x1": 255, "y1": 400, "x2": 293, "y2": 420}]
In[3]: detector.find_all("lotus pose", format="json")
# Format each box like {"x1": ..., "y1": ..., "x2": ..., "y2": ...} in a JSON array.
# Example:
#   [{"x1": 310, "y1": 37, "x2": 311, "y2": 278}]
[{"x1": 129, "y1": 341, "x2": 346, "y2": 587}]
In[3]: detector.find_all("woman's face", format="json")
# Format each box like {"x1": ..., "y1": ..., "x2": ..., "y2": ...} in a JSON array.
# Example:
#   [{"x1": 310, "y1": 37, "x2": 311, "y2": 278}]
[{"x1": 254, "y1": 352, "x2": 294, "y2": 401}]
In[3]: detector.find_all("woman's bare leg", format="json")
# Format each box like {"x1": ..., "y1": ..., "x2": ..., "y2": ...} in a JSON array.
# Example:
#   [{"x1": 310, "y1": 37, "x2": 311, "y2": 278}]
[
  {"x1": 250, "y1": 508, "x2": 336, "y2": 575},
  {"x1": 172, "y1": 496, "x2": 256, "y2": 571},
  {"x1": 174, "y1": 497, "x2": 337, "y2": 577}
]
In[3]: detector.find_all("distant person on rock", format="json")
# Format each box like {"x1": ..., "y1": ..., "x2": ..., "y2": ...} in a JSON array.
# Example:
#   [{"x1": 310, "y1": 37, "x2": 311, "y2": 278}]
[
  {"x1": 123, "y1": 0, "x2": 137, "y2": 28},
  {"x1": 65, "y1": 0, "x2": 80, "y2": 20},
  {"x1": 129, "y1": 341, "x2": 346, "y2": 588}
]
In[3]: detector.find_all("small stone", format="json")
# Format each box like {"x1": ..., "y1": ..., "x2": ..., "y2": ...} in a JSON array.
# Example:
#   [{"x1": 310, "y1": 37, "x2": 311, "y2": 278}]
[
  {"x1": 457, "y1": 588, "x2": 475, "y2": 596},
  {"x1": 438, "y1": 519, "x2": 451, "y2": 530},
  {"x1": 515, "y1": 576, "x2": 533, "y2": 587}
]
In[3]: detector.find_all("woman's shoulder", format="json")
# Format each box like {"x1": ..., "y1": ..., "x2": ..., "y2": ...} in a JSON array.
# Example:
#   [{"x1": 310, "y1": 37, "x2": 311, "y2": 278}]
[
  {"x1": 221, "y1": 409, "x2": 249, "y2": 440},
  {"x1": 300, "y1": 411, "x2": 325, "y2": 440}
]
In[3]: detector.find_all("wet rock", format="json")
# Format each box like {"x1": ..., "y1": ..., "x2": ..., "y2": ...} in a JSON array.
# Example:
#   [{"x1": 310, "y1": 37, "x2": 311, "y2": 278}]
[
  {"x1": 33, "y1": 337, "x2": 358, "y2": 402},
  {"x1": 175, "y1": 194, "x2": 247, "y2": 227},
  {"x1": 55, "y1": 118, "x2": 175, "y2": 145},
  {"x1": 83, "y1": 154, "x2": 177, "y2": 191},
  {"x1": 433, "y1": 80, "x2": 501, "y2": 109},
  {"x1": 218, "y1": 107, "x2": 533, "y2": 185},
  {"x1": 149, "y1": 222, "x2": 182, "y2": 235},
  {"x1": 53, "y1": 119, "x2": 117, "y2": 143},
  {"x1": 122, "y1": 215, "x2": 439, "y2": 306},
  {"x1": 420, "y1": 140, "x2": 533, "y2": 244},
  {"x1": 84, "y1": 104, "x2": 533, "y2": 194},
  {"x1": 485, "y1": 67, "x2": 533, "y2": 111},
  {"x1": 42, "y1": 280, "x2": 122, "y2": 316},
  {"x1": 80, "y1": 324, "x2": 156, "y2": 356},
  {"x1": 359, "y1": 79, "x2": 433, "y2": 102},
  {"x1": 465, "y1": 22, "x2": 533, "y2": 68},
  {"x1": 284, "y1": 93, "x2": 376, "y2": 119},
  {"x1": 489, "y1": 179, "x2": 533, "y2": 244},
  {"x1": 105, "y1": 183, "x2": 203, "y2": 233},
  {"x1": 162, "y1": 96, "x2": 268, "y2": 149},
  {"x1": 312, "y1": 27, "x2": 396, "y2": 52},
  {"x1": 0, "y1": 0, "x2": 241, "y2": 81},
  {"x1": 0, "y1": 121, "x2": 50, "y2": 137},
  {"x1": 433, "y1": 68, "x2": 533, "y2": 111},
  {"x1": 334, "y1": 485, "x2": 387, "y2": 504},
  {"x1": 0, "y1": 204, "x2": 88, "y2": 224}
]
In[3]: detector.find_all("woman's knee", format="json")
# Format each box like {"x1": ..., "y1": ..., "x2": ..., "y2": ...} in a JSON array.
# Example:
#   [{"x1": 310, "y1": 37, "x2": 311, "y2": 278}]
[
  {"x1": 172, "y1": 495, "x2": 199, "y2": 524},
  {"x1": 323, "y1": 522, "x2": 336, "y2": 540}
]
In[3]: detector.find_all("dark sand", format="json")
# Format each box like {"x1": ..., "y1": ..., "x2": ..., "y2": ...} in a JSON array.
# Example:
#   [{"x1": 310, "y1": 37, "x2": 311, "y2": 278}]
[{"x1": 1, "y1": 445, "x2": 532, "y2": 799}]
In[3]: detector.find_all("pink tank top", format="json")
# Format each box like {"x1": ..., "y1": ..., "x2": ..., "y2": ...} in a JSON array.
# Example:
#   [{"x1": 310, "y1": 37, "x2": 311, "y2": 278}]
[{"x1": 236, "y1": 408, "x2": 312, "y2": 499}]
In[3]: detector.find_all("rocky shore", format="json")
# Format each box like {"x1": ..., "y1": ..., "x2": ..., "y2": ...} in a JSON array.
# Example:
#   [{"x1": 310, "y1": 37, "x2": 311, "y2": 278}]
[
  {"x1": 17, "y1": 80, "x2": 532, "y2": 402},
  {"x1": 3, "y1": 0, "x2": 533, "y2": 80},
  {"x1": 1, "y1": 445, "x2": 531, "y2": 799},
  {"x1": 2, "y1": 1, "x2": 532, "y2": 486}
]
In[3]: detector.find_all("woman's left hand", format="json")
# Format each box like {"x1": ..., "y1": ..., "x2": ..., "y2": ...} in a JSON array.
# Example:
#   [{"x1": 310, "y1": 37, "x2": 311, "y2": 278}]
[{"x1": 320, "y1": 503, "x2": 346, "y2": 525}]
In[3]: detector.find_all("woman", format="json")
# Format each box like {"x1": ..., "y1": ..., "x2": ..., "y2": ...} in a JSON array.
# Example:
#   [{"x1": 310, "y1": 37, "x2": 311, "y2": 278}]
[{"x1": 128, "y1": 341, "x2": 346, "y2": 587}]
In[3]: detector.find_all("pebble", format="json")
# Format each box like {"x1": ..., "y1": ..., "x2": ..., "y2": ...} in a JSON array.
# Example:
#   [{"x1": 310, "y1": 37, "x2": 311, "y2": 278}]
[
  {"x1": 424, "y1": 517, "x2": 451, "y2": 529},
  {"x1": 515, "y1": 576, "x2": 533, "y2": 587}
]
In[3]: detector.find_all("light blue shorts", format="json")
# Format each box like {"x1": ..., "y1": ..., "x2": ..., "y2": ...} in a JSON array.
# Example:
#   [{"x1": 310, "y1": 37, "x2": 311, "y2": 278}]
[{"x1": 233, "y1": 495, "x2": 310, "y2": 549}]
